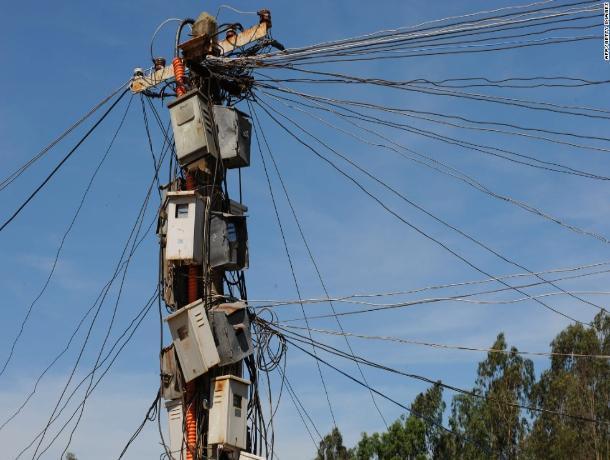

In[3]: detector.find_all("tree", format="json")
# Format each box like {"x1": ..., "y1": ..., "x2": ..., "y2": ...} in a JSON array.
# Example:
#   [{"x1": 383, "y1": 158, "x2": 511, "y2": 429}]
[
  {"x1": 316, "y1": 426, "x2": 350, "y2": 460},
  {"x1": 312, "y1": 315, "x2": 610, "y2": 459},
  {"x1": 447, "y1": 333, "x2": 534, "y2": 459},
  {"x1": 350, "y1": 383, "x2": 446, "y2": 459},
  {"x1": 65, "y1": 453, "x2": 78, "y2": 460},
  {"x1": 526, "y1": 311, "x2": 610, "y2": 460}
]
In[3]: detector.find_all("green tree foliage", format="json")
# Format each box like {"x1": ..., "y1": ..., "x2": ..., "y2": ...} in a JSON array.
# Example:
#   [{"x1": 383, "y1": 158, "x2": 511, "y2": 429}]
[
  {"x1": 526, "y1": 311, "x2": 610, "y2": 460},
  {"x1": 314, "y1": 312, "x2": 609, "y2": 459},
  {"x1": 447, "y1": 333, "x2": 535, "y2": 459},
  {"x1": 350, "y1": 383, "x2": 446, "y2": 459},
  {"x1": 316, "y1": 426, "x2": 350, "y2": 460},
  {"x1": 65, "y1": 453, "x2": 77, "y2": 460}
]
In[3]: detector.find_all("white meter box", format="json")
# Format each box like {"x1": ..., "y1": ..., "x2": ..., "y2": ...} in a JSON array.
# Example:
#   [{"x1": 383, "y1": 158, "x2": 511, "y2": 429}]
[
  {"x1": 168, "y1": 90, "x2": 219, "y2": 166},
  {"x1": 208, "y1": 375, "x2": 250, "y2": 449},
  {"x1": 165, "y1": 299, "x2": 220, "y2": 382},
  {"x1": 239, "y1": 453, "x2": 264, "y2": 460},
  {"x1": 165, "y1": 191, "x2": 204, "y2": 264},
  {"x1": 165, "y1": 399, "x2": 186, "y2": 459}
]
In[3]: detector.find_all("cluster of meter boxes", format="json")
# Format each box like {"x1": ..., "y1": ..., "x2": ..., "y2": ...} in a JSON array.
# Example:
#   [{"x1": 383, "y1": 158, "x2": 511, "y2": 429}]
[{"x1": 159, "y1": 90, "x2": 262, "y2": 460}]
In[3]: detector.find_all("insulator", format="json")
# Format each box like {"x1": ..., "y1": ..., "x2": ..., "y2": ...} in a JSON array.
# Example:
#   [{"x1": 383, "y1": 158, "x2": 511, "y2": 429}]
[{"x1": 172, "y1": 57, "x2": 187, "y2": 97}]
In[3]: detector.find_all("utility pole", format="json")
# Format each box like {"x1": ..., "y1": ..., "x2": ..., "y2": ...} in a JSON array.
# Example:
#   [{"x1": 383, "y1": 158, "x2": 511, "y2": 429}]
[{"x1": 131, "y1": 9, "x2": 275, "y2": 460}]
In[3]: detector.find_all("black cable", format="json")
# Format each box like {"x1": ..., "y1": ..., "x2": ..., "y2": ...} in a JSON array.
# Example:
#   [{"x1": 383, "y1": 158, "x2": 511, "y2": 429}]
[
  {"x1": 256, "y1": 84, "x2": 609, "y2": 180},
  {"x1": 29, "y1": 145, "x2": 166, "y2": 458},
  {"x1": 175, "y1": 18, "x2": 195, "y2": 57},
  {"x1": 140, "y1": 95, "x2": 162, "y2": 196},
  {"x1": 0, "y1": 94, "x2": 134, "y2": 380},
  {"x1": 117, "y1": 391, "x2": 161, "y2": 459},
  {"x1": 279, "y1": 324, "x2": 607, "y2": 425},
  {"x1": 248, "y1": 0, "x2": 600, "y2": 64},
  {"x1": 0, "y1": 88, "x2": 130, "y2": 234},
  {"x1": 261, "y1": 89, "x2": 610, "y2": 245},
  {"x1": 282, "y1": 332, "x2": 481, "y2": 452},
  {"x1": 13, "y1": 286, "x2": 158, "y2": 459},
  {"x1": 254, "y1": 98, "x2": 589, "y2": 325},
  {"x1": 255, "y1": 66, "x2": 610, "y2": 121},
  {"x1": 259, "y1": 96, "x2": 604, "y2": 317},
  {"x1": 249, "y1": 105, "x2": 389, "y2": 428},
  {"x1": 249, "y1": 100, "x2": 338, "y2": 428},
  {"x1": 0, "y1": 217, "x2": 156, "y2": 435},
  {"x1": 0, "y1": 82, "x2": 129, "y2": 192},
  {"x1": 56, "y1": 137, "x2": 170, "y2": 459}
]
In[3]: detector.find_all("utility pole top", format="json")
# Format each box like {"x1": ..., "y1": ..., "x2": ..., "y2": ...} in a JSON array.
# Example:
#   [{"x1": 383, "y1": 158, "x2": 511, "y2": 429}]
[{"x1": 130, "y1": 10, "x2": 272, "y2": 94}]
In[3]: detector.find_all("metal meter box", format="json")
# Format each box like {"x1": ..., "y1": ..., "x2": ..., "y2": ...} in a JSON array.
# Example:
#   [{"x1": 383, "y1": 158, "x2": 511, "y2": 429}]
[
  {"x1": 228, "y1": 199, "x2": 248, "y2": 216},
  {"x1": 160, "y1": 345, "x2": 183, "y2": 401},
  {"x1": 240, "y1": 453, "x2": 265, "y2": 460},
  {"x1": 165, "y1": 191, "x2": 204, "y2": 264},
  {"x1": 213, "y1": 106, "x2": 251, "y2": 169},
  {"x1": 208, "y1": 375, "x2": 250, "y2": 449},
  {"x1": 169, "y1": 90, "x2": 219, "y2": 166},
  {"x1": 165, "y1": 299, "x2": 220, "y2": 382},
  {"x1": 210, "y1": 302, "x2": 253, "y2": 366},
  {"x1": 210, "y1": 214, "x2": 248, "y2": 270},
  {"x1": 165, "y1": 399, "x2": 186, "y2": 459}
]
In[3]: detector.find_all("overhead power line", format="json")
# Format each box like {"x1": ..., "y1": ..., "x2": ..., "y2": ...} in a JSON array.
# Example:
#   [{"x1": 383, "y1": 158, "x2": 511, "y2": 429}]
[{"x1": 0, "y1": 88, "x2": 130, "y2": 234}]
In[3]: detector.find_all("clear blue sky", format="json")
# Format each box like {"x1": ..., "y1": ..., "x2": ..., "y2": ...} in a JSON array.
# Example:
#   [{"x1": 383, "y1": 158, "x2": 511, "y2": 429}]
[{"x1": 1, "y1": 1, "x2": 609, "y2": 458}]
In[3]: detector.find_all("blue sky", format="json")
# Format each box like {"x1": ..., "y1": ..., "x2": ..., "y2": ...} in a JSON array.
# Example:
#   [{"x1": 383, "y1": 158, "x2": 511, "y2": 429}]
[{"x1": 1, "y1": 0, "x2": 609, "y2": 458}]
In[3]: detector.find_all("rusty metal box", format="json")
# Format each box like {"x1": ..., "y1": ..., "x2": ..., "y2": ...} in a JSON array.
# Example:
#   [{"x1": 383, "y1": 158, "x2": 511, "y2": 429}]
[
  {"x1": 160, "y1": 345, "x2": 183, "y2": 401},
  {"x1": 213, "y1": 106, "x2": 251, "y2": 169},
  {"x1": 208, "y1": 375, "x2": 250, "y2": 449},
  {"x1": 169, "y1": 90, "x2": 219, "y2": 166},
  {"x1": 165, "y1": 299, "x2": 220, "y2": 382}
]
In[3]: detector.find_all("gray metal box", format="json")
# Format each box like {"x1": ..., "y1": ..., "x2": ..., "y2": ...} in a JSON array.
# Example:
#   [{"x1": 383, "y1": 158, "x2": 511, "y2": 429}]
[
  {"x1": 169, "y1": 90, "x2": 219, "y2": 166},
  {"x1": 213, "y1": 106, "x2": 251, "y2": 169},
  {"x1": 210, "y1": 214, "x2": 248, "y2": 270},
  {"x1": 165, "y1": 299, "x2": 220, "y2": 382},
  {"x1": 160, "y1": 345, "x2": 183, "y2": 401},
  {"x1": 210, "y1": 302, "x2": 253, "y2": 366},
  {"x1": 208, "y1": 375, "x2": 250, "y2": 449}
]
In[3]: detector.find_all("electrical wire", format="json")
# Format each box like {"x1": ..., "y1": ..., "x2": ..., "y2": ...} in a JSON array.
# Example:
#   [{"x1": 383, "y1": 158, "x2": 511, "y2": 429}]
[
  {"x1": 259, "y1": 89, "x2": 610, "y2": 245},
  {"x1": 0, "y1": 80, "x2": 130, "y2": 192},
  {"x1": 277, "y1": 324, "x2": 607, "y2": 425},
  {"x1": 254, "y1": 98, "x2": 593, "y2": 325},
  {"x1": 0, "y1": 88, "x2": 130, "y2": 234},
  {"x1": 0, "y1": 94, "x2": 134, "y2": 380},
  {"x1": 249, "y1": 105, "x2": 389, "y2": 428},
  {"x1": 250, "y1": 100, "x2": 338, "y2": 428},
  {"x1": 280, "y1": 324, "x2": 610, "y2": 360}
]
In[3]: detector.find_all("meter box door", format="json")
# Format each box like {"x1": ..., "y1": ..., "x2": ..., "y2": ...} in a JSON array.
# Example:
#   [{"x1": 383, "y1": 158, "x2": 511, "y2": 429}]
[
  {"x1": 165, "y1": 399, "x2": 186, "y2": 459},
  {"x1": 169, "y1": 90, "x2": 219, "y2": 166},
  {"x1": 209, "y1": 214, "x2": 248, "y2": 270},
  {"x1": 165, "y1": 191, "x2": 204, "y2": 264},
  {"x1": 213, "y1": 106, "x2": 252, "y2": 169},
  {"x1": 210, "y1": 302, "x2": 253, "y2": 366},
  {"x1": 160, "y1": 345, "x2": 183, "y2": 401},
  {"x1": 165, "y1": 299, "x2": 220, "y2": 382},
  {"x1": 208, "y1": 375, "x2": 250, "y2": 449}
]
